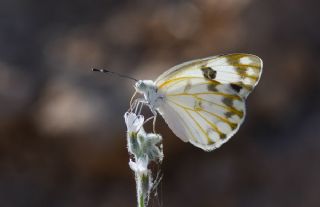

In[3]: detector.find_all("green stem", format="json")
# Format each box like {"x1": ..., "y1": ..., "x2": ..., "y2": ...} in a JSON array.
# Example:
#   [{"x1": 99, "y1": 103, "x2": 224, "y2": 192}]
[
  {"x1": 139, "y1": 194, "x2": 144, "y2": 207},
  {"x1": 137, "y1": 173, "x2": 149, "y2": 207},
  {"x1": 137, "y1": 175, "x2": 145, "y2": 207}
]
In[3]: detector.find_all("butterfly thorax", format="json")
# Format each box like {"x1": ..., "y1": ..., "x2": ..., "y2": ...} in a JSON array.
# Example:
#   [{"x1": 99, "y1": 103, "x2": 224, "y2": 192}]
[{"x1": 135, "y1": 80, "x2": 164, "y2": 110}]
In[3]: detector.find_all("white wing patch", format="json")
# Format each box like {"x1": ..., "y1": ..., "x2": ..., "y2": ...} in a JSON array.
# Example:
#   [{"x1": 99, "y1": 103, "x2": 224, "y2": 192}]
[
  {"x1": 239, "y1": 56, "x2": 252, "y2": 64},
  {"x1": 159, "y1": 90, "x2": 245, "y2": 151},
  {"x1": 154, "y1": 54, "x2": 262, "y2": 151}
]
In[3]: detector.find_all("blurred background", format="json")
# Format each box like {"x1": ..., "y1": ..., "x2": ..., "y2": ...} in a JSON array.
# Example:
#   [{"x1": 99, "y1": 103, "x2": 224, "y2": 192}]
[{"x1": 0, "y1": 0, "x2": 320, "y2": 206}]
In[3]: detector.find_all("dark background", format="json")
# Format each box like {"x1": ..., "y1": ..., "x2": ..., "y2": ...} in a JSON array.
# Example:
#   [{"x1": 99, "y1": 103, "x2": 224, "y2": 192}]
[{"x1": 1, "y1": 0, "x2": 320, "y2": 206}]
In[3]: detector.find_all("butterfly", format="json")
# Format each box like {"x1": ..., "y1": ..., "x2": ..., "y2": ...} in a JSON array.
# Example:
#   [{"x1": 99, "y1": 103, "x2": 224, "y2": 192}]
[{"x1": 131, "y1": 54, "x2": 262, "y2": 151}]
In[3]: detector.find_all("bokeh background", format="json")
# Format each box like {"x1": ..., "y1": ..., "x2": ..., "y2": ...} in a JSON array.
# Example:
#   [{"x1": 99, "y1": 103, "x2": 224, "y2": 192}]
[{"x1": 1, "y1": 0, "x2": 320, "y2": 206}]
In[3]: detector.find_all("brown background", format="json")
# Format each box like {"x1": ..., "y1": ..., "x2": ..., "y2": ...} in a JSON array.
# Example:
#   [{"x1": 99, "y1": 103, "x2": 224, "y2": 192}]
[{"x1": 0, "y1": 0, "x2": 320, "y2": 206}]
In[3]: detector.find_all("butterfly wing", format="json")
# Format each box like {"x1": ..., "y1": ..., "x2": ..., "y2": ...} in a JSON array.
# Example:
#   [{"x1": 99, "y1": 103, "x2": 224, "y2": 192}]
[{"x1": 155, "y1": 54, "x2": 262, "y2": 151}]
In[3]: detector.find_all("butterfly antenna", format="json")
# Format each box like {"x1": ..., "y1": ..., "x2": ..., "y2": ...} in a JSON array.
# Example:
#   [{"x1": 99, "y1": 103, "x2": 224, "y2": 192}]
[{"x1": 92, "y1": 68, "x2": 138, "y2": 82}]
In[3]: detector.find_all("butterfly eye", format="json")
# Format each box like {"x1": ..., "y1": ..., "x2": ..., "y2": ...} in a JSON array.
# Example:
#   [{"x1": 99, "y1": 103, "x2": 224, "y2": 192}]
[{"x1": 135, "y1": 80, "x2": 146, "y2": 92}]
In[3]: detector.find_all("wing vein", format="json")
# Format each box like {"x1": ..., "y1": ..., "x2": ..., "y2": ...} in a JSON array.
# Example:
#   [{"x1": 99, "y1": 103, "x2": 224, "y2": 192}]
[
  {"x1": 168, "y1": 93, "x2": 242, "y2": 116},
  {"x1": 159, "y1": 77, "x2": 219, "y2": 89},
  {"x1": 168, "y1": 92, "x2": 241, "y2": 100},
  {"x1": 167, "y1": 99, "x2": 236, "y2": 129},
  {"x1": 184, "y1": 109, "x2": 212, "y2": 144},
  {"x1": 166, "y1": 103, "x2": 198, "y2": 142},
  {"x1": 195, "y1": 110, "x2": 222, "y2": 135}
]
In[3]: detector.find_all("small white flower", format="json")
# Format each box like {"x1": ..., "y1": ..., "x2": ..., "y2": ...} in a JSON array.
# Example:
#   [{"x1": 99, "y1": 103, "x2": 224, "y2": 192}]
[
  {"x1": 129, "y1": 158, "x2": 149, "y2": 176},
  {"x1": 124, "y1": 112, "x2": 144, "y2": 134}
]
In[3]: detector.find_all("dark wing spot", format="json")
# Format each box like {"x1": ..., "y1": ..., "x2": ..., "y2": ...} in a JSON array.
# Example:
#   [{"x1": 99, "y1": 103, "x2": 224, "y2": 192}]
[
  {"x1": 230, "y1": 123, "x2": 237, "y2": 130},
  {"x1": 184, "y1": 81, "x2": 192, "y2": 92},
  {"x1": 201, "y1": 67, "x2": 217, "y2": 80},
  {"x1": 222, "y1": 97, "x2": 233, "y2": 107},
  {"x1": 207, "y1": 139, "x2": 215, "y2": 144},
  {"x1": 225, "y1": 111, "x2": 233, "y2": 118},
  {"x1": 207, "y1": 84, "x2": 218, "y2": 92},
  {"x1": 220, "y1": 133, "x2": 226, "y2": 139},
  {"x1": 230, "y1": 83, "x2": 242, "y2": 93}
]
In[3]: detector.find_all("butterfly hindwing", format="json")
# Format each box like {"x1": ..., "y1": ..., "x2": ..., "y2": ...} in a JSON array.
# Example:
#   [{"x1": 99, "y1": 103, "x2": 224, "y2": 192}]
[
  {"x1": 158, "y1": 82, "x2": 246, "y2": 151},
  {"x1": 155, "y1": 54, "x2": 262, "y2": 151}
]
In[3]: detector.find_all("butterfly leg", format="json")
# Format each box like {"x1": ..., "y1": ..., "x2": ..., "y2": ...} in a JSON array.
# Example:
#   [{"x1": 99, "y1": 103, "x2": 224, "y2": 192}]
[
  {"x1": 129, "y1": 98, "x2": 147, "y2": 114},
  {"x1": 149, "y1": 109, "x2": 158, "y2": 133},
  {"x1": 129, "y1": 97, "x2": 139, "y2": 112},
  {"x1": 152, "y1": 111, "x2": 157, "y2": 134},
  {"x1": 130, "y1": 98, "x2": 158, "y2": 132},
  {"x1": 129, "y1": 91, "x2": 137, "y2": 108},
  {"x1": 128, "y1": 99, "x2": 137, "y2": 112},
  {"x1": 142, "y1": 109, "x2": 157, "y2": 133}
]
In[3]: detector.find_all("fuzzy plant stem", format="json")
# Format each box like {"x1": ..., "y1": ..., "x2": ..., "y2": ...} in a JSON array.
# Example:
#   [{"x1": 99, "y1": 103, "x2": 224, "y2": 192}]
[
  {"x1": 137, "y1": 172, "x2": 149, "y2": 207},
  {"x1": 125, "y1": 112, "x2": 163, "y2": 207}
]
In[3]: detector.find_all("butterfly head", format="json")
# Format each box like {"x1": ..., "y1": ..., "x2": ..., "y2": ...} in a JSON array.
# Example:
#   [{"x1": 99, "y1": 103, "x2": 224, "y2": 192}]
[{"x1": 135, "y1": 80, "x2": 156, "y2": 94}]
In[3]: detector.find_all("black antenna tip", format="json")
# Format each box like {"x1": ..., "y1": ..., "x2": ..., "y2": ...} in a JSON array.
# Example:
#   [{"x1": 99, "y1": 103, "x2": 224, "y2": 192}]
[
  {"x1": 92, "y1": 68, "x2": 106, "y2": 73},
  {"x1": 91, "y1": 67, "x2": 137, "y2": 82}
]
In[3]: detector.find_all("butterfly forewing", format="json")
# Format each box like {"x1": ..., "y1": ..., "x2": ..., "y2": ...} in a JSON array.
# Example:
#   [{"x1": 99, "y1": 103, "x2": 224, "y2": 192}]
[
  {"x1": 155, "y1": 54, "x2": 262, "y2": 151},
  {"x1": 156, "y1": 54, "x2": 262, "y2": 98}
]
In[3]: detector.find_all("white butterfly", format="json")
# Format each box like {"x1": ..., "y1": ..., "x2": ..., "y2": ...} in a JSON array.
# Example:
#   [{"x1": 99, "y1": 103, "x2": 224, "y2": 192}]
[{"x1": 132, "y1": 53, "x2": 263, "y2": 151}]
